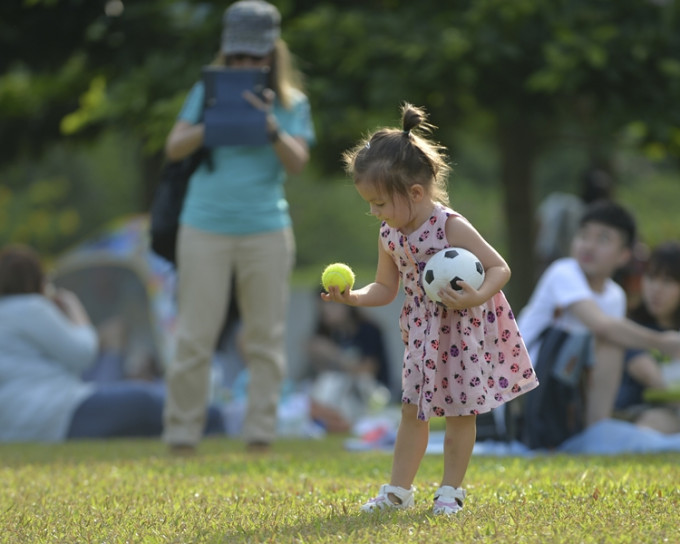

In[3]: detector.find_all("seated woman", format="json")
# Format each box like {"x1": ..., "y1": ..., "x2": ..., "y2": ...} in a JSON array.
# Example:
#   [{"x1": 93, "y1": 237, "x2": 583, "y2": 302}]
[
  {"x1": 306, "y1": 296, "x2": 392, "y2": 432},
  {"x1": 615, "y1": 241, "x2": 680, "y2": 434},
  {"x1": 0, "y1": 244, "x2": 224, "y2": 442}
]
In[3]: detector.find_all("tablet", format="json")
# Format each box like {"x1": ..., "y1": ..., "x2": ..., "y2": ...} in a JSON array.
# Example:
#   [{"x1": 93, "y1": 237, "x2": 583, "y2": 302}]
[{"x1": 202, "y1": 67, "x2": 270, "y2": 147}]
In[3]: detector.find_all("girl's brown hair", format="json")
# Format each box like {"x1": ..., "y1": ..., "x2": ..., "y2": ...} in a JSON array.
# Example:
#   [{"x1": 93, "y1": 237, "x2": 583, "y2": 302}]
[
  {"x1": 342, "y1": 103, "x2": 451, "y2": 206},
  {"x1": 0, "y1": 244, "x2": 44, "y2": 297}
]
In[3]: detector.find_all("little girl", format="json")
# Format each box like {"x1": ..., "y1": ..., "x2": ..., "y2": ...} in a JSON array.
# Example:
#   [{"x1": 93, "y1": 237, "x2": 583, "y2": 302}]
[{"x1": 322, "y1": 103, "x2": 539, "y2": 515}]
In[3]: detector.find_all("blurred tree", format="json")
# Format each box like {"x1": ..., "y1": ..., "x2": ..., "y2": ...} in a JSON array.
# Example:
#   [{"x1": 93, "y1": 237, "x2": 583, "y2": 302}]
[
  {"x1": 4, "y1": 1, "x2": 225, "y2": 176},
  {"x1": 2, "y1": 0, "x2": 679, "y2": 303},
  {"x1": 287, "y1": 0, "x2": 680, "y2": 305}
]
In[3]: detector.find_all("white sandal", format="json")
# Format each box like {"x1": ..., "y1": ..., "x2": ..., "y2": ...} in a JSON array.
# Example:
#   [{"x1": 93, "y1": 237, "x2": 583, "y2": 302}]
[
  {"x1": 433, "y1": 486, "x2": 466, "y2": 515},
  {"x1": 360, "y1": 484, "x2": 414, "y2": 512}
]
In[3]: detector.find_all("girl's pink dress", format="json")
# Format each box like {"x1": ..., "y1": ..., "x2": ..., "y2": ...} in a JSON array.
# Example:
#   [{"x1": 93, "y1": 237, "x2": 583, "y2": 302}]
[{"x1": 381, "y1": 203, "x2": 538, "y2": 420}]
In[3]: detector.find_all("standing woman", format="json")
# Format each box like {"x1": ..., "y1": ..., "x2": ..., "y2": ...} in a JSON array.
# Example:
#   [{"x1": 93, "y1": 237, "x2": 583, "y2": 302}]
[{"x1": 162, "y1": 0, "x2": 315, "y2": 452}]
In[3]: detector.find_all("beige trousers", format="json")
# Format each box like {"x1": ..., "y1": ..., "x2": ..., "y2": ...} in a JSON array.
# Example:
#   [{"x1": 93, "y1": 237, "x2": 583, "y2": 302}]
[{"x1": 162, "y1": 224, "x2": 295, "y2": 446}]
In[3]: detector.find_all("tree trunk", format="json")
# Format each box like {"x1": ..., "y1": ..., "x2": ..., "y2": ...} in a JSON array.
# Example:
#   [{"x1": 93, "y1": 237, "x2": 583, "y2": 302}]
[{"x1": 497, "y1": 119, "x2": 538, "y2": 310}]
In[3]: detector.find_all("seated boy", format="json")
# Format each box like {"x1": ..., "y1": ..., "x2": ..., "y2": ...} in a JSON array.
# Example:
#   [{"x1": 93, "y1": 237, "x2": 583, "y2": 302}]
[{"x1": 517, "y1": 201, "x2": 680, "y2": 449}]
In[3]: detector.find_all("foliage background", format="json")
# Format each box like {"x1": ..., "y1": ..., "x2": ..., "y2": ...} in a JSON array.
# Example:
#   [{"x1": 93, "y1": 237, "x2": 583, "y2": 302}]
[{"x1": 1, "y1": 0, "x2": 679, "y2": 306}]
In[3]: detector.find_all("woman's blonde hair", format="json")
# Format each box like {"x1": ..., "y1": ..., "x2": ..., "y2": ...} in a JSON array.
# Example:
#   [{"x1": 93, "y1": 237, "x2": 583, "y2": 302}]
[
  {"x1": 342, "y1": 103, "x2": 451, "y2": 206},
  {"x1": 212, "y1": 39, "x2": 304, "y2": 110}
]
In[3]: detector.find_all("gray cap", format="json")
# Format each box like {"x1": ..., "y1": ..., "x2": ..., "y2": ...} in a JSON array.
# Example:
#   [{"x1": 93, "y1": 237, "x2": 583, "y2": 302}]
[{"x1": 221, "y1": 0, "x2": 281, "y2": 56}]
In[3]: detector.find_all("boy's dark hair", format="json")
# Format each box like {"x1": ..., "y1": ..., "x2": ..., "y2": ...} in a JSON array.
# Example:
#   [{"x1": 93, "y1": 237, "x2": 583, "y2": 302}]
[{"x1": 579, "y1": 200, "x2": 636, "y2": 248}]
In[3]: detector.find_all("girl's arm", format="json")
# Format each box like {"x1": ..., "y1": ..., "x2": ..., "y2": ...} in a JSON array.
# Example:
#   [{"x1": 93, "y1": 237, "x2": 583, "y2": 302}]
[
  {"x1": 627, "y1": 352, "x2": 668, "y2": 390},
  {"x1": 321, "y1": 237, "x2": 400, "y2": 307},
  {"x1": 437, "y1": 215, "x2": 511, "y2": 310}
]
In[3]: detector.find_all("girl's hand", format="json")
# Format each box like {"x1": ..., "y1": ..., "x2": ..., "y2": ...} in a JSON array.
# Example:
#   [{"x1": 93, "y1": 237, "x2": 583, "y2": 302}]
[
  {"x1": 320, "y1": 285, "x2": 359, "y2": 306},
  {"x1": 437, "y1": 280, "x2": 485, "y2": 311}
]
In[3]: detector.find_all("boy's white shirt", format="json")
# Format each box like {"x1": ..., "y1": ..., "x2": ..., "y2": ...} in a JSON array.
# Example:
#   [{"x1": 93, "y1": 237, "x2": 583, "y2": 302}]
[{"x1": 517, "y1": 257, "x2": 627, "y2": 363}]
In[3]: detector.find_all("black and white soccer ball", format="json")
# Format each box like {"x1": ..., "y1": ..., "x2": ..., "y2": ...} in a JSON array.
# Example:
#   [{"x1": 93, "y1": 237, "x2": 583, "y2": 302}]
[{"x1": 422, "y1": 247, "x2": 485, "y2": 303}]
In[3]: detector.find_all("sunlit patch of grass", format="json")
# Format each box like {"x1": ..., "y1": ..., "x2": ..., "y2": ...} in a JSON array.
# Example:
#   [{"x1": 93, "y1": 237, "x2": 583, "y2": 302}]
[{"x1": 1, "y1": 437, "x2": 678, "y2": 543}]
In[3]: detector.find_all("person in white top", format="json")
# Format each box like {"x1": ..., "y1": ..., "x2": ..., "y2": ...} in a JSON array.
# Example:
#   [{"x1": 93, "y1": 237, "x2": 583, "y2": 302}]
[{"x1": 518, "y1": 201, "x2": 680, "y2": 432}]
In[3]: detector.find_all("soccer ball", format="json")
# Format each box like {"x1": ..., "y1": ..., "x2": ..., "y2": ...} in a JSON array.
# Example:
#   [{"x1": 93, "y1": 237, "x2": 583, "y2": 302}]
[{"x1": 422, "y1": 247, "x2": 485, "y2": 303}]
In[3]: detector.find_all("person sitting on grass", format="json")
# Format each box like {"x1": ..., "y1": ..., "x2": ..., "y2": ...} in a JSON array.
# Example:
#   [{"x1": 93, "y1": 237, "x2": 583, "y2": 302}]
[
  {"x1": 305, "y1": 295, "x2": 392, "y2": 432},
  {"x1": 0, "y1": 244, "x2": 224, "y2": 442},
  {"x1": 517, "y1": 202, "x2": 680, "y2": 449},
  {"x1": 614, "y1": 241, "x2": 680, "y2": 434}
]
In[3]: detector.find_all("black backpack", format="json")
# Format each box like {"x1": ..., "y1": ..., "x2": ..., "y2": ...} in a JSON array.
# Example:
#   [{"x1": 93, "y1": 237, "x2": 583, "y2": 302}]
[
  {"x1": 520, "y1": 327, "x2": 591, "y2": 450},
  {"x1": 149, "y1": 148, "x2": 211, "y2": 265}
]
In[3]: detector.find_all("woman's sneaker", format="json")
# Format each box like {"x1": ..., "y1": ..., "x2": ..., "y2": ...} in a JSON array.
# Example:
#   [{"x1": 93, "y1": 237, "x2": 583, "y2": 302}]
[
  {"x1": 360, "y1": 484, "x2": 414, "y2": 512},
  {"x1": 433, "y1": 486, "x2": 466, "y2": 515}
]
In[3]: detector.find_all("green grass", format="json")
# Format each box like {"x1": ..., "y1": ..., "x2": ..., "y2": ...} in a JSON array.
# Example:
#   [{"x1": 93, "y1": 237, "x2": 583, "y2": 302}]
[{"x1": 1, "y1": 437, "x2": 678, "y2": 543}]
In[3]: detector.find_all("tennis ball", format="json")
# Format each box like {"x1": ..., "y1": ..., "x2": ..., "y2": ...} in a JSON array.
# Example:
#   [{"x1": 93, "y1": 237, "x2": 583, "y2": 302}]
[{"x1": 321, "y1": 263, "x2": 355, "y2": 293}]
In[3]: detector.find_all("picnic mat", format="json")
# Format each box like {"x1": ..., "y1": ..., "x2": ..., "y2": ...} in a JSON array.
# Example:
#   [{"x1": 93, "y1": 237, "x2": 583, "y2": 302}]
[{"x1": 345, "y1": 418, "x2": 680, "y2": 456}]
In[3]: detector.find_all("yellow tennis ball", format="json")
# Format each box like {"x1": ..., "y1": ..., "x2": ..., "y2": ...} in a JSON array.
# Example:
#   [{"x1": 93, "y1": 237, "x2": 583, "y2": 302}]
[{"x1": 321, "y1": 262, "x2": 355, "y2": 293}]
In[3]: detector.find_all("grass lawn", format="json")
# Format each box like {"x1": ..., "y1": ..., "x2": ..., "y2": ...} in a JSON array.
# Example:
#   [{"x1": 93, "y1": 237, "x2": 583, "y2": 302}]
[{"x1": 1, "y1": 435, "x2": 678, "y2": 543}]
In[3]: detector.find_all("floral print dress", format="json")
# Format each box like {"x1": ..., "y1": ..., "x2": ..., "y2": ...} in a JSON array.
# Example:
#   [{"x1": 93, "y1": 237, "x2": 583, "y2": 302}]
[{"x1": 381, "y1": 203, "x2": 538, "y2": 420}]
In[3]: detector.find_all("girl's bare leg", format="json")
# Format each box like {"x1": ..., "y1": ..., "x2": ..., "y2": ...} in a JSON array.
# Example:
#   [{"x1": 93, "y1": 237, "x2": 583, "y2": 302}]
[
  {"x1": 388, "y1": 403, "x2": 429, "y2": 498},
  {"x1": 441, "y1": 414, "x2": 476, "y2": 488}
]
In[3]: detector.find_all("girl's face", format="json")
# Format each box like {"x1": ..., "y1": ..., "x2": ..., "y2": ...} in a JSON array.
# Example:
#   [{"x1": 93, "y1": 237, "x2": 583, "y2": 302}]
[
  {"x1": 641, "y1": 272, "x2": 680, "y2": 324},
  {"x1": 355, "y1": 179, "x2": 418, "y2": 233}
]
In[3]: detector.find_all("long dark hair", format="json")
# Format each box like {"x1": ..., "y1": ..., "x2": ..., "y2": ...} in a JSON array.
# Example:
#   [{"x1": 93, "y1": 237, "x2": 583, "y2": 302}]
[{"x1": 629, "y1": 241, "x2": 680, "y2": 329}]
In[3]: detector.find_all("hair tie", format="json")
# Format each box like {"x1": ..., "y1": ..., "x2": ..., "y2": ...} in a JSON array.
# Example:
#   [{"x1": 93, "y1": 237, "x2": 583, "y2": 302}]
[
  {"x1": 365, "y1": 141, "x2": 371, "y2": 149},
  {"x1": 402, "y1": 129, "x2": 411, "y2": 137}
]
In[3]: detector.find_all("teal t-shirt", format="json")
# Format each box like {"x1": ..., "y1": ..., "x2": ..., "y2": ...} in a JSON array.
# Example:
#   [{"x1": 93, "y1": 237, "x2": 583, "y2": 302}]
[{"x1": 178, "y1": 82, "x2": 315, "y2": 235}]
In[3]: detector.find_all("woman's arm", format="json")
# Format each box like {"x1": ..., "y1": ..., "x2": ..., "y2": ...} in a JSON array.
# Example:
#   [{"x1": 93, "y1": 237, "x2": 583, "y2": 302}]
[
  {"x1": 307, "y1": 336, "x2": 352, "y2": 372},
  {"x1": 25, "y1": 296, "x2": 98, "y2": 374},
  {"x1": 50, "y1": 288, "x2": 91, "y2": 326},
  {"x1": 246, "y1": 89, "x2": 310, "y2": 175},
  {"x1": 165, "y1": 120, "x2": 205, "y2": 162},
  {"x1": 269, "y1": 129, "x2": 310, "y2": 175}
]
